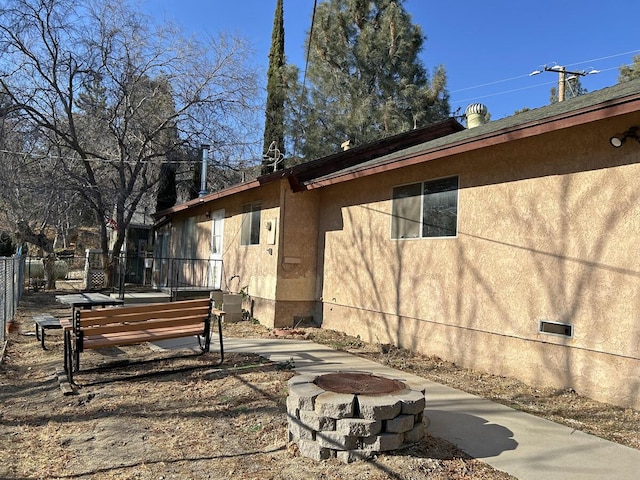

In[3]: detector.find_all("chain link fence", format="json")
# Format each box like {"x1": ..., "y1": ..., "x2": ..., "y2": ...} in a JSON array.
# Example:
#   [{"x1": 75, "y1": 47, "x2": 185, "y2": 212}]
[{"x1": 0, "y1": 255, "x2": 26, "y2": 344}]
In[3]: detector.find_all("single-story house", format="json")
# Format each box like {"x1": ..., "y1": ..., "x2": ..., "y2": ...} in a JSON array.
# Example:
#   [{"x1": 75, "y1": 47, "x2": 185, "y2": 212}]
[{"x1": 154, "y1": 78, "x2": 640, "y2": 410}]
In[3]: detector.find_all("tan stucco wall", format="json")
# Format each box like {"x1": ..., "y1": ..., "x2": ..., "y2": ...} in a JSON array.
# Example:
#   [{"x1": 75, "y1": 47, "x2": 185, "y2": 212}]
[
  {"x1": 317, "y1": 116, "x2": 640, "y2": 409},
  {"x1": 275, "y1": 187, "x2": 320, "y2": 312},
  {"x1": 166, "y1": 180, "x2": 320, "y2": 328}
]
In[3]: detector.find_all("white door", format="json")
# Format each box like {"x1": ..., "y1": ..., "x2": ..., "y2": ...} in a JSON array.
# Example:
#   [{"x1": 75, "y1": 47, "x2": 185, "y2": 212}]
[{"x1": 208, "y1": 210, "x2": 224, "y2": 289}]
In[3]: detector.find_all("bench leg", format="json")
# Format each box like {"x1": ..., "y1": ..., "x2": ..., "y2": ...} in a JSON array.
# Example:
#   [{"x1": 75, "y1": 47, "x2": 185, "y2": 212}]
[
  {"x1": 41, "y1": 328, "x2": 47, "y2": 350},
  {"x1": 63, "y1": 330, "x2": 74, "y2": 384},
  {"x1": 213, "y1": 314, "x2": 224, "y2": 366},
  {"x1": 35, "y1": 323, "x2": 41, "y2": 341},
  {"x1": 74, "y1": 346, "x2": 80, "y2": 373}
]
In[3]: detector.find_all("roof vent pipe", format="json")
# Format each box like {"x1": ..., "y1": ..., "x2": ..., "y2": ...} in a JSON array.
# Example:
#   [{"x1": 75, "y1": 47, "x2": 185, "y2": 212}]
[
  {"x1": 199, "y1": 144, "x2": 210, "y2": 197},
  {"x1": 465, "y1": 103, "x2": 488, "y2": 128}
]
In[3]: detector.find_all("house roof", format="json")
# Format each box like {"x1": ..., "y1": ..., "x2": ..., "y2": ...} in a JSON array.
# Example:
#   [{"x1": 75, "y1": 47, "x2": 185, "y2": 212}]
[
  {"x1": 258, "y1": 117, "x2": 465, "y2": 192},
  {"x1": 153, "y1": 117, "x2": 465, "y2": 220},
  {"x1": 154, "y1": 78, "x2": 640, "y2": 221},
  {"x1": 301, "y1": 78, "x2": 640, "y2": 190}
]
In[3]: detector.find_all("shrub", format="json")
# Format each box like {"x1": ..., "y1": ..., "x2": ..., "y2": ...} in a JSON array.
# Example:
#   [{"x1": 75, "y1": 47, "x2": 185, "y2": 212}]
[
  {"x1": 0, "y1": 232, "x2": 16, "y2": 257},
  {"x1": 26, "y1": 258, "x2": 69, "y2": 280}
]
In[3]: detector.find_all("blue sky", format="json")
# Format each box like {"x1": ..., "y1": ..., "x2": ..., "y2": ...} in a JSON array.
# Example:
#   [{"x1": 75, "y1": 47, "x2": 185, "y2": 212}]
[{"x1": 142, "y1": 0, "x2": 639, "y2": 121}]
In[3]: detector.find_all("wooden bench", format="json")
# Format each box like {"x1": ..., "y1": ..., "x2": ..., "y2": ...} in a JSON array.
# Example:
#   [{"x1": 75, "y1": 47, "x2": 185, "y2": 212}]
[{"x1": 63, "y1": 298, "x2": 224, "y2": 384}]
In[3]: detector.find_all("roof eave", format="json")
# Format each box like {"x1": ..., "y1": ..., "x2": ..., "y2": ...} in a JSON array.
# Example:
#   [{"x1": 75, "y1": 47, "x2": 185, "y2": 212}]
[
  {"x1": 303, "y1": 91, "x2": 640, "y2": 190},
  {"x1": 152, "y1": 179, "x2": 262, "y2": 224}
]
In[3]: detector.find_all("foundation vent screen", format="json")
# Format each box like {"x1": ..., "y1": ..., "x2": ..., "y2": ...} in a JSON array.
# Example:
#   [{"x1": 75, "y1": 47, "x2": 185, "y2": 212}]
[{"x1": 539, "y1": 320, "x2": 573, "y2": 337}]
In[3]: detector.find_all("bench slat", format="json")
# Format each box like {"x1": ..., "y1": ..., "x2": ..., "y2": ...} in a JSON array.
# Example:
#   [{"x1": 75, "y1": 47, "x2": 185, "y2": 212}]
[
  {"x1": 78, "y1": 306, "x2": 210, "y2": 327},
  {"x1": 82, "y1": 314, "x2": 207, "y2": 335},
  {"x1": 82, "y1": 325, "x2": 204, "y2": 349},
  {"x1": 79, "y1": 299, "x2": 210, "y2": 320}
]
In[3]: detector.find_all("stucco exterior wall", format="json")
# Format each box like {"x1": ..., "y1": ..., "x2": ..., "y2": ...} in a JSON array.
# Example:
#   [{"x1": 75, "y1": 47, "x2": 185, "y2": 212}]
[
  {"x1": 317, "y1": 117, "x2": 640, "y2": 409},
  {"x1": 275, "y1": 187, "x2": 320, "y2": 324},
  {"x1": 164, "y1": 180, "x2": 320, "y2": 328}
]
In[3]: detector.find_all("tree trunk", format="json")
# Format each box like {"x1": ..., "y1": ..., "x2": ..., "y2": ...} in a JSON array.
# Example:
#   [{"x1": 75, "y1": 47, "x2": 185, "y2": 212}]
[
  {"x1": 15, "y1": 221, "x2": 56, "y2": 290},
  {"x1": 43, "y1": 253, "x2": 56, "y2": 290}
]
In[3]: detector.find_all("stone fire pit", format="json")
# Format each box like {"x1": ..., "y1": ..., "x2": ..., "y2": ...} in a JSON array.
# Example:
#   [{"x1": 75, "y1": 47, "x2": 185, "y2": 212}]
[{"x1": 287, "y1": 372, "x2": 427, "y2": 463}]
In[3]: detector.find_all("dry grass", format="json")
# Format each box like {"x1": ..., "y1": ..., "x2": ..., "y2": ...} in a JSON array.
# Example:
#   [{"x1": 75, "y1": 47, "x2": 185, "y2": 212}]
[
  {"x1": 1, "y1": 291, "x2": 518, "y2": 480},
  {"x1": 2, "y1": 290, "x2": 638, "y2": 479}
]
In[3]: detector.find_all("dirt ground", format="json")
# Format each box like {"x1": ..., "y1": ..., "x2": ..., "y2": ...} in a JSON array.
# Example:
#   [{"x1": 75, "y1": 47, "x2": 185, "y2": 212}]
[{"x1": 1, "y1": 291, "x2": 638, "y2": 480}]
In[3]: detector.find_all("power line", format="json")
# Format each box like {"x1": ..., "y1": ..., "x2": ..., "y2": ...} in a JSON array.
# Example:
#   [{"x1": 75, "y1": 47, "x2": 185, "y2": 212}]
[
  {"x1": 0, "y1": 148, "x2": 259, "y2": 167},
  {"x1": 449, "y1": 50, "x2": 639, "y2": 103},
  {"x1": 450, "y1": 74, "x2": 533, "y2": 94},
  {"x1": 450, "y1": 65, "x2": 624, "y2": 107},
  {"x1": 563, "y1": 49, "x2": 640, "y2": 69}
]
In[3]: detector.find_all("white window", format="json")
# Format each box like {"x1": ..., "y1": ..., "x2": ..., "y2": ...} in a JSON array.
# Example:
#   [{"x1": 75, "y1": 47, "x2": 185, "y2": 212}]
[
  {"x1": 241, "y1": 202, "x2": 261, "y2": 245},
  {"x1": 181, "y1": 216, "x2": 198, "y2": 257},
  {"x1": 209, "y1": 210, "x2": 224, "y2": 289},
  {"x1": 391, "y1": 176, "x2": 458, "y2": 239}
]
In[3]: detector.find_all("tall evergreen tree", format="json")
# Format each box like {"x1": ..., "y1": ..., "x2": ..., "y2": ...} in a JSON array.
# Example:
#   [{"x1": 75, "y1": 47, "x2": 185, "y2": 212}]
[
  {"x1": 619, "y1": 54, "x2": 640, "y2": 83},
  {"x1": 292, "y1": 0, "x2": 450, "y2": 160},
  {"x1": 262, "y1": 0, "x2": 286, "y2": 174},
  {"x1": 155, "y1": 162, "x2": 177, "y2": 212}
]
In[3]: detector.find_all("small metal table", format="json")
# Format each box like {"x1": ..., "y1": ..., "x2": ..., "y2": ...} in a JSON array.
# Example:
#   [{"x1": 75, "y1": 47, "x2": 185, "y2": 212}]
[
  {"x1": 56, "y1": 293, "x2": 125, "y2": 312},
  {"x1": 33, "y1": 314, "x2": 62, "y2": 350},
  {"x1": 57, "y1": 293, "x2": 125, "y2": 375}
]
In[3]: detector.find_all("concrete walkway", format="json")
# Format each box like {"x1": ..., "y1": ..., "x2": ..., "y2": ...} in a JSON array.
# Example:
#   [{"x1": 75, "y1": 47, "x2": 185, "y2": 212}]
[{"x1": 222, "y1": 336, "x2": 640, "y2": 480}]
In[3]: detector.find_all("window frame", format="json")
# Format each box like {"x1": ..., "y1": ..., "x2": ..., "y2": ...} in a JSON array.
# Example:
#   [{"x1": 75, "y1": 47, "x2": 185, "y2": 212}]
[
  {"x1": 241, "y1": 202, "x2": 262, "y2": 246},
  {"x1": 391, "y1": 175, "x2": 459, "y2": 240},
  {"x1": 180, "y1": 216, "x2": 198, "y2": 258}
]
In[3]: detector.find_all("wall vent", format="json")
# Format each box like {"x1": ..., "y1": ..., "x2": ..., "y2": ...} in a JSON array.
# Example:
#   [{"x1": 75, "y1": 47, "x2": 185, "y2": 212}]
[{"x1": 539, "y1": 320, "x2": 573, "y2": 338}]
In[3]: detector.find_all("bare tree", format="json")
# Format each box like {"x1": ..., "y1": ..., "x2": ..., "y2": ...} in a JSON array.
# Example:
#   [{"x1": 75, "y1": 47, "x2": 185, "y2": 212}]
[
  {"x1": 0, "y1": 0, "x2": 261, "y2": 285},
  {"x1": 0, "y1": 98, "x2": 83, "y2": 287}
]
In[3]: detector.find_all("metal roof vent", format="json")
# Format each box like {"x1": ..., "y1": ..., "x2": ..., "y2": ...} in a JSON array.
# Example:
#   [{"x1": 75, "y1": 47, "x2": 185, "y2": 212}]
[{"x1": 465, "y1": 103, "x2": 488, "y2": 128}]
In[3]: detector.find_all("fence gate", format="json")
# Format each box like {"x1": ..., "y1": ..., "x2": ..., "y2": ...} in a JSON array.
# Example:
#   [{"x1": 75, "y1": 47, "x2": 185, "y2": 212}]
[
  {"x1": 0, "y1": 255, "x2": 25, "y2": 344},
  {"x1": 84, "y1": 249, "x2": 106, "y2": 290}
]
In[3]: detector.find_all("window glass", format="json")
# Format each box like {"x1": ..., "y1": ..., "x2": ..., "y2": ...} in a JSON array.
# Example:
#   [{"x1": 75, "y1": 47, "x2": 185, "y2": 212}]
[
  {"x1": 391, "y1": 176, "x2": 458, "y2": 239},
  {"x1": 423, "y1": 176, "x2": 458, "y2": 237},
  {"x1": 181, "y1": 217, "x2": 197, "y2": 258},
  {"x1": 391, "y1": 183, "x2": 422, "y2": 239},
  {"x1": 241, "y1": 203, "x2": 261, "y2": 245}
]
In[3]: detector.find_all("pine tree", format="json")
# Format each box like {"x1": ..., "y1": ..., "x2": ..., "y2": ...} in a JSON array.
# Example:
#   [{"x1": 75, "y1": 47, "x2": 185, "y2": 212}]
[
  {"x1": 261, "y1": 0, "x2": 286, "y2": 174},
  {"x1": 155, "y1": 162, "x2": 177, "y2": 212},
  {"x1": 619, "y1": 54, "x2": 640, "y2": 83},
  {"x1": 293, "y1": 0, "x2": 450, "y2": 160}
]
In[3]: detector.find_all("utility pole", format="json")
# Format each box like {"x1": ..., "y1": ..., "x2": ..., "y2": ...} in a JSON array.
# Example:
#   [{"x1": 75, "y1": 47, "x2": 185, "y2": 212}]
[
  {"x1": 557, "y1": 67, "x2": 566, "y2": 102},
  {"x1": 530, "y1": 64, "x2": 599, "y2": 102}
]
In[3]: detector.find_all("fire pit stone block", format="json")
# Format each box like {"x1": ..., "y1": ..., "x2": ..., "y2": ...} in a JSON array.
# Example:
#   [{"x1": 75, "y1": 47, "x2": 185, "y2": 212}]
[
  {"x1": 336, "y1": 418, "x2": 382, "y2": 437},
  {"x1": 314, "y1": 392, "x2": 356, "y2": 418},
  {"x1": 288, "y1": 416, "x2": 315, "y2": 441},
  {"x1": 405, "y1": 421, "x2": 427, "y2": 443},
  {"x1": 357, "y1": 395, "x2": 402, "y2": 420},
  {"x1": 361, "y1": 432, "x2": 404, "y2": 452},
  {"x1": 297, "y1": 438, "x2": 332, "y2": 461},
  {"x1": 336, "y1": 449, "x2": 374, "y2": 463},
  {"x1": 385, "y1": 414, "x2": 415, "y2": 433},
  {"x1": 288, "y1": 382, "x2": 325, "y2": 411},
  {"x1": 287, "y1": 374, "x2": 319, "y2": 386},
  {"x1": 393, "y1": 389, "x2": 426, "y2": 414},
  {"x1": 316, "y1": 430, "x2": 358, "y2": 450},
  {"x1": 299, "y1": 410, "x2": 336, "y2": 431}
]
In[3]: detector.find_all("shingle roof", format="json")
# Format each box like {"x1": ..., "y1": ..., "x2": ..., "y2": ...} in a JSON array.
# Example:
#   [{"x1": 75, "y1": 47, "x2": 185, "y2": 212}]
[{"x1": 300, "y1": 78, "x2": 640, "y2": 188}]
